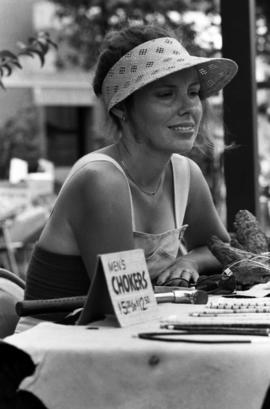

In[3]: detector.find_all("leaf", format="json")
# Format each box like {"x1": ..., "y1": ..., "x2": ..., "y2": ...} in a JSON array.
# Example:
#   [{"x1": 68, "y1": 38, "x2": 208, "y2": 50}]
[
  {"x1": 11, "y1": 60, "x2": 22, "y2": 69},
  {"x1": 36, "y1": 31, "x2": 58, "y2": 48},
  {"x1": 16, "y1": 41, "x2": 28, "y2": 50},
  {"x1": 0, "y1": 59, "x2": 22, "y2": 76},
  {"x1": 19, "y1": 46, "x2": 46, "y2": 66},
  {"x1": 30, "y1": 49, "x2": 46, "y2": 66},
  {"x1": 0, "y1": 50, "x2": 18, "y2": 61},
  {"x1": 18, "y1": 50, "x2": 35, "y2": 58},
  {"x1": 45, "y1": 38, "x2": 58, "y2": 49},
  {"x1": 28, "y1": 36, "x2": 40, "y2": 44},
  {"x1": 0, "y1": 64, "x2": 13, "y2": 76},
  {"x1": 0, "y1": 32, "x2": 57, "y2": 85},
  {"x1": 33, "y1": 50, "x2": 45, "y2": 66},
  {"x1": 35, "y1": 40, "x2": 49, "y2": 55},
  {"x1": 0, "y1": 78, "x2": 6, "y2": 90}
]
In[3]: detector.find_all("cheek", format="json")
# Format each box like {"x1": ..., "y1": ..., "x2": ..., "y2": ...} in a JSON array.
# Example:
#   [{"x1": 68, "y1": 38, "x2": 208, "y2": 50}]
[
  {"x1": 195, "y1": 103, "x2": 203, "y2": 125},
  {"x1": 133, "y1": 106, "x2": 162, "y2": 129}
]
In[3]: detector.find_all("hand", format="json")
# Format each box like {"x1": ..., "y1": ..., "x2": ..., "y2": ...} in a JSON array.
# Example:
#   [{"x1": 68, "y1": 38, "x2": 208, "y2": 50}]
[{"x1": 155, "y1": 258, "x2": 199, "y2": 287}]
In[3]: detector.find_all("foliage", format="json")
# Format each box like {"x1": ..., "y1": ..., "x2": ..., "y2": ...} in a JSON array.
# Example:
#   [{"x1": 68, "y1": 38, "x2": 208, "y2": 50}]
[
  {"x1": 0, "y1": 105, "x2": 43, "y2": 179},
  {"x1": 46, "y1": 0, "x2": 270, "y2": 71},
  {"x1": 256, "y1": 0, "x2": 270, "y2": 62},
  {"x1": 48, "y1": 0, "x2": 221, "y2": 70},
  {"x1": 0, "y1": 32, "x2": 57, "y2": 179},
  {"x1": 0, "y1": 32, "x2": 57, "y2": 89}
]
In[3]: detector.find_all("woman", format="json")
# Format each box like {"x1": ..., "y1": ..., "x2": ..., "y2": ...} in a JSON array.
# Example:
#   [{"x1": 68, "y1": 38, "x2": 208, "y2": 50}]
[{"x1": 19, "y1": 23, "x2": 238, "y2": 327}]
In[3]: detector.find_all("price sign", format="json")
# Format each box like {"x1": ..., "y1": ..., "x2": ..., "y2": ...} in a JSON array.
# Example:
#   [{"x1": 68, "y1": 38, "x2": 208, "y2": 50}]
[{"x1": 78, "y1": 249, "x2": 158, "y2": 327}]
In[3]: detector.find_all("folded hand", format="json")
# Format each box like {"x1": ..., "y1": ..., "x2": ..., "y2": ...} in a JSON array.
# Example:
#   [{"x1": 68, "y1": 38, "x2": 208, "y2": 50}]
[{"x1": 155, "y1": 258, "x2": 199, "y2": 287}]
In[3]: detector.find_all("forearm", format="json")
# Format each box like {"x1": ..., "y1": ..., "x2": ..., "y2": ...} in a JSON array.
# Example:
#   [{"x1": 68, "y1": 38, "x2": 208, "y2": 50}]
[{"x1": 181, "y1": 246, "x2": 222, "y2": 274}]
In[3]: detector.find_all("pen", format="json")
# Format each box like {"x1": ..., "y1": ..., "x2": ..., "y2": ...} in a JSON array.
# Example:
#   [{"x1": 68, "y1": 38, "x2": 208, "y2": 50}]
[
  {"x1": 139, "y1": 332, "x2": 252, "y2": 344},
  {"x1": 161, "y1": 322, "x2": 270, "y2": 328},
  {"x1": 160, "y1": 324, "x2": 270, "y2": 336}
]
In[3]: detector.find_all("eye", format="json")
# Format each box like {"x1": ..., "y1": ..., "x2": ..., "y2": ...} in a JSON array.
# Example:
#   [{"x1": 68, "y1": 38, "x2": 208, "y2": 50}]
[
  {"x1": 157, "y1": 90, "x2": 174, "y2": 98},
  {"x1": 189, "y1": 85, "x2": 200, "y2": 97}
]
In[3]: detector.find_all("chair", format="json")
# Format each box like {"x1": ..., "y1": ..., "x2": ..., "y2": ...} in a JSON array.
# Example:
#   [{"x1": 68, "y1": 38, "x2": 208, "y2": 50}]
[{"x1": 0, "y1": 268, "x2": 25, "y2": 338}]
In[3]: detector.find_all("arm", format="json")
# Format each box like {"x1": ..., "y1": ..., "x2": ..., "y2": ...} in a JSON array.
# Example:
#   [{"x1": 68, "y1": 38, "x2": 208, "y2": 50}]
[
  {"x1": 64, "y1": 161, "x2": 134, "y2": 281},
  {"x1": 156, "y1": 159, "x2": 230, "y2": 286},
  {"x1": 184, "y1": 160, "x2": 229, "y2": 248}
]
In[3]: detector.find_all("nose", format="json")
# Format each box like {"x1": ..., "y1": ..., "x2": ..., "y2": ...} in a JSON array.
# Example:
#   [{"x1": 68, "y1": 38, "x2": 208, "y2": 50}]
[
  {"x1": 177, "y1": 89, "x2": 198, "y2": 115},
  {"x1": 176, "y1": 93, "x2": 195, "y2": 116}
]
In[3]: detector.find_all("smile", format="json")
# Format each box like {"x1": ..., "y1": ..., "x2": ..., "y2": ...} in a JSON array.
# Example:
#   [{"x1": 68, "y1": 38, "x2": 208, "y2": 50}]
[{"x1": 169, "y1": 125, "x2": 195, "y2": 133}]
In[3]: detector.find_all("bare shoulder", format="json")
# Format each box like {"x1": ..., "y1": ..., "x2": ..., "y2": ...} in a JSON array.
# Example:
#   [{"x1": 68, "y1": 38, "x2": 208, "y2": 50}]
[
  {"x1": 67, "y1": 153, "x2": 125, "y2": 187},
  {"x1": 186, "y1": 158, "x2": 209, "y2": 196},
  {"x1": 58, "y1": 157, "x2": 129, "y2": 212},
  {"x1": 172, "y1": 154, "x2": 201, "y2": 178},
  {"x1": 39, "y1": 153, "x2": 134, "y2": 267},
  {"x1": 187, "y1": 157, "x2": 204, "y2": 177},
  {"x1": 184, "y1": 157, "x2": 215, "y2": 220},
  {"x1": 38, "y1": 156, "x2": 132, "y2": 253}
]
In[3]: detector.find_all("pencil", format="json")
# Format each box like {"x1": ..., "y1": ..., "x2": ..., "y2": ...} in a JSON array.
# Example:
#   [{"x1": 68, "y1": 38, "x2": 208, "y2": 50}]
[{"x1": 191, "y1": 308, "x2": 270, "y2": 315}]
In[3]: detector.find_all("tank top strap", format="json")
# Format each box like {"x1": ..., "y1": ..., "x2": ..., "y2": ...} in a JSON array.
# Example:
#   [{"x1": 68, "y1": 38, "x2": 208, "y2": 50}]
[
  {"x1": 62, "y1": 152, "x2": 136, "y2": 230},
  {"x1": 171, "y1": 154, "x2": 191, "y2": 229}
]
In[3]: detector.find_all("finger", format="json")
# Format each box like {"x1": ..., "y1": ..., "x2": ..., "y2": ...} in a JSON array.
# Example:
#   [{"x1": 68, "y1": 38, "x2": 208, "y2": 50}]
[
  {"x1": 163, "y1": 270, "x2": 192, "y2": 287},
  {"x1": 162, "y1": 276, "x2": 181, "y2": 286},
  {"x1": 176, "y1": 278, "x2": 189, "y2": 287},
  {"x1": 155, "y1": 273, "x2": 171, "y2": 286},
  {"x1": 162, "y1": 276, "x2": 190, "y2": 287},
  {"x1": 180, "y1": 270, "x2": 192, "y2": 283},
  {"x1": 190, "y1": 271, "x2": 199, "y2": 284}
]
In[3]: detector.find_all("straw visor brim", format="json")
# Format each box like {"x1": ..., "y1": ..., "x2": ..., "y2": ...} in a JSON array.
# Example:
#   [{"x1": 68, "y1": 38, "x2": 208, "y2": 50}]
[{"x1": 101, "y1": 38, "x2": 238, "y2": 112}]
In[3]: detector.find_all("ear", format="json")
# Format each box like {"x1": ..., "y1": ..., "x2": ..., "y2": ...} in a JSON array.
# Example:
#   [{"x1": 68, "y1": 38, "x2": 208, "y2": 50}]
[{"x1": 111, "y1": 107, "x2": 126, "y2": 121}]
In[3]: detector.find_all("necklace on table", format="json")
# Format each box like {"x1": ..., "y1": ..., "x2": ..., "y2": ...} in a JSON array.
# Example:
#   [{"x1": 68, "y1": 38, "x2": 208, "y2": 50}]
[{"x1": 120, "y1": 158, "x2": 163, "y2": 197}]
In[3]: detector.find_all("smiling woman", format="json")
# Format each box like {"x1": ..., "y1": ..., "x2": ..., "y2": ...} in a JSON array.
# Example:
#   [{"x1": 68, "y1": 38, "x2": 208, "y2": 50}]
[
  {"x1": 120, "y1": 69, "x2": 203, "y2": 156},
  {"x1": 16, "y1": 23, "x2": 238, "y2": 333}
]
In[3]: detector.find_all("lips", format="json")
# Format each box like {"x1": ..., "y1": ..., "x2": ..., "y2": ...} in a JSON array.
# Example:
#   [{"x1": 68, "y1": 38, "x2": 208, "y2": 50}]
[{"x1": 169, "y1": 123, "x2": 195, "y2": 133}]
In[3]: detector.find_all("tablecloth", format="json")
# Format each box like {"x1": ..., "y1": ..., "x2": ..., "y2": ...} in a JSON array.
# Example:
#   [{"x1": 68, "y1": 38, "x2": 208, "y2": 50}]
[{"x1": 5, "y1": 303, "x2": 270, "y2": 409}]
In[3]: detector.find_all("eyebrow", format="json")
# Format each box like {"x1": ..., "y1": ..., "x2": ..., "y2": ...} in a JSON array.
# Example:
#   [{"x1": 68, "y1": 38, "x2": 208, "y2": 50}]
[{"x1": 154, "y1": 81, "x2": 200, "y2": 88}]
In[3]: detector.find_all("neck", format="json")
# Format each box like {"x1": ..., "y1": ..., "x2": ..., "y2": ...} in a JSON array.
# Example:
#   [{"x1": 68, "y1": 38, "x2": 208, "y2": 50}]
[{"x1": 116, "y1": 141, "x2": 170, "y2": 196}]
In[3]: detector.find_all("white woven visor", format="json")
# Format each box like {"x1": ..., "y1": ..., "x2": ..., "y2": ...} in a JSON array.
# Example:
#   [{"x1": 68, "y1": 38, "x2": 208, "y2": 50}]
[{"x1": 101, "y1": 37, "x2": 238, "y2": 112}]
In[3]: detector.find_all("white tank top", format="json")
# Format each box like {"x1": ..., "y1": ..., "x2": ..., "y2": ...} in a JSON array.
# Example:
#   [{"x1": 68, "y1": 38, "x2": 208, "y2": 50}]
[{"x1": 63, "y1": 152, "x2": 191, "y2": 280}]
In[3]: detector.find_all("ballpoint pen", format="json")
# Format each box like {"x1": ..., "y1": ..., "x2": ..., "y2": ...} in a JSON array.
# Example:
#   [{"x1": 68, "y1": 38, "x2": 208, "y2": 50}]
[
  {"x1": 160, "y1": 323, "x2": 270, "y2": 336},
  {"x1": 138, "y1": 331, "x2": 252, "y2": 343}
]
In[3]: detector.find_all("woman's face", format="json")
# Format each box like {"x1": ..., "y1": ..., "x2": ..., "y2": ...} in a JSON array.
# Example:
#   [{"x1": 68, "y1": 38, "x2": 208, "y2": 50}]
[{"x1": 126, "y1": 68, "x2": 203, "y2": 155}]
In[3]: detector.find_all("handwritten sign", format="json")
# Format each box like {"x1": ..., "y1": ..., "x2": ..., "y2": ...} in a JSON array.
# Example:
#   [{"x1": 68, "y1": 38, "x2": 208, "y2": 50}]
[{"x1": 78, "y1": 249, "x2": 158, "y2": 327}]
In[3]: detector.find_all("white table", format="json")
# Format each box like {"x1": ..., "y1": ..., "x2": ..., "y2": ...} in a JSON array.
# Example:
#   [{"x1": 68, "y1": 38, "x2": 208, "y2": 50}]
[{"x1": 5, "y1": 303, "x2": 270, "y2": 409}]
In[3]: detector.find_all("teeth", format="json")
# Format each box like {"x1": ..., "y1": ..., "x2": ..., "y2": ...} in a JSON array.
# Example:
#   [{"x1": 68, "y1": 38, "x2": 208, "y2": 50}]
[{"x1": 172, "y1": 126, "x2": 193, "y2": 131}]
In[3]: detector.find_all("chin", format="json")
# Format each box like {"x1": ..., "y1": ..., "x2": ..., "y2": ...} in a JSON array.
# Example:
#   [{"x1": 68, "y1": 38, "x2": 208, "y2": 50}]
[{"x1": 174, "y1": 143, "x2": 194, "y2": 155}]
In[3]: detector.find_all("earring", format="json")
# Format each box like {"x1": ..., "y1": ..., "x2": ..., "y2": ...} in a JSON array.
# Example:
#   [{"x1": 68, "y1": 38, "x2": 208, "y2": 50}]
[{"x1": 121, "y1": 112, "x2": 126, "y2": 121}]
